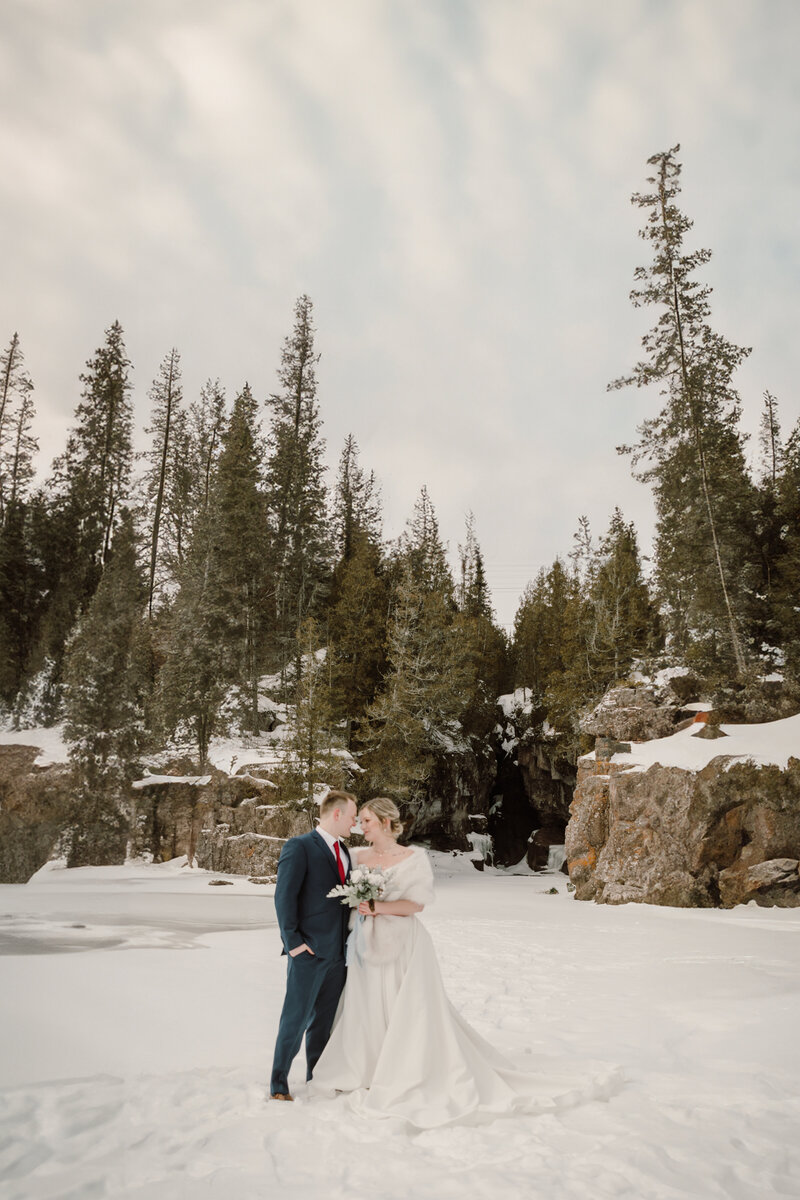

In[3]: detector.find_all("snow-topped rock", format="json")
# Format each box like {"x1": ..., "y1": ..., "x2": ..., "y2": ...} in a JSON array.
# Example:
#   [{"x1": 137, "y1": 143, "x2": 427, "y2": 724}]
[{"x1": 567, "y1": 711, "x2": 800, "y2": 908}]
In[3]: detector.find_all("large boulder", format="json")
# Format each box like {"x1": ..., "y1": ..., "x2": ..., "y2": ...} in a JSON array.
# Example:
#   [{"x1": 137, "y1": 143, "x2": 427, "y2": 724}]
[
  {"x1": 567, "y1": 751, "x2": 800, "y2": 908},
  {"x1": 580, "y1": 683, "x2": 685, "y2": 743},
  {"x1": 196, "y1": 801, "x2": 312, "y2": 875},
  {"x1": 0, "y1": 745, "x2": 73, "y2": 882}
]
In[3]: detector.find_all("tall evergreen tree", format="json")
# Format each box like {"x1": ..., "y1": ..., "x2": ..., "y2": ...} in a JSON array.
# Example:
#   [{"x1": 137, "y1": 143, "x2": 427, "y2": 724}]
[
  {"x1": 332, "y1": 434, "x2": 382, "y2": 560},
  {"x1": 585, "y1": 509, "x2": 659, "y2": 683},
  {"x1": 186, "y1": 379, "x2": 227, "y2": 534},
  {"x1": 457, "y1": 510, "x2": 491, "y2": 617},
  {"x1": 327, "y1": 530, "x2": 388, "y2": 746},
  {"x1": 51, "y1": 321, "x2": 134, "y2": 573},
  {"x1": 156, "y1": 384, "x2": 270, "y2": 756},
  {"x1": 141, "y1": 348, "x2": 185, "y2": 615},
  {"x1": 758, "y1": 391, "x2": 783, "y2": 490},
  {"x1": 612, "y1": 146, "x2": 755, "y2": 674},
  {"x1": 0, "y1": 500, "x2": 39, "y2": 706},
  {"x1": 400, "y1": 485, "x2": 453, "y2": 598},
  {"x1": 288, "y1": 618, "x2": 347, "y2": 808},
  {"x1": 365, "y1": 490, "x2": 469, "y2": 804},
  {"x1": 154, "y1": 518, "x2": 226, "y2": 770},
  {"x1": 772, "y1": 417, "x2": 800, "y2": 673},
  {"x1": 265, "y1": 295, "x2": 332, "y2": 676},
  {"x1": 207, "y1": 384, "x2": 270, "y2": 729},
  {"x1": 0, "y1": 333, "x2": 36, "y2": 523},
  {"x1": 364, "y1": 563, "x2": 462, "y2": 804},
  {"x1": 513, "y1": 559, "x2": 572, "y2": 701},
  {"x1": 62, "y1": 511, "x2": 150, "y2": 866}
]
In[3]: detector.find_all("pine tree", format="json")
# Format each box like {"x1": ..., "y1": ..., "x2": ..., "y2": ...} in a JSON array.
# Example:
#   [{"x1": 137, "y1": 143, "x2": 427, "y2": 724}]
[
  {"x1": 0, "y1": 500, "x2": 39, "y2": 706},
  {"x1": 772, "y1": 418, "x2": 800, "y2": 674},
  {"x1": 0, "y1": 333, "x2": 36, "y2": 523},
  {"x1": 512, "y1": 559, "x2": 572, "y2": 700},
  {"x1": 457, "y1": 511, "x2": 489, "y2": 616},
  {"x1": 585, "y1": 509, "x2": 659, "y2": 683},
  {"x1": 363, "y1": 564, "x2": 457, "y2": 804},
  {"x1": 186, "y1": 379, "x2": 227, "y2": 535},
  {"x1": 62, "y1": 510, "x2": 150, "y2": 866},
  {"x1": 51, "y1": 321, "x2": 134, "y2": 574},
  {"x1": 327, "y1": 531, "x2": 388, "y2": 745},
  {"x1": 568, "y1": 515, "x2": 595, "y2": 587},
  {"x1": 400, "y1": 485, "x2": 454, "y2": 598},
  {"x1": 154, "y1": 518, "x2": 226, "y2": 770},
  {"x1": 155, "y1": 384, "x2": 271, "y2": 756},
  {"x1": 759, "y1": 391, "x2": 783, "y2": 490},
  {"x1": 287, "y1": 618, "x2": 347, "y2": 809},
  {"x1": 265, "y1": 295, "x2": 332, "y2": 677},
  {"x1": 612, "y1": 146, "x2": 755, "y2": 675},
  {"x1": 207, "y1": 384, "x2": 270, "y2": 729},
  {"x1": 453, "y1": 512, "x2": 508, "y2": 734},
  {"x1": 365, "y1": 490, "x2": 467, "y2": 806},
  {"x1": 141, "y1": 348, "x2": 184, "y2": 615},
  {"x1": 332, "y1": 434, "x2": 382, "y2": 560},
  {"x1": 752, "y1": 392, "x2": 785, "y2": 640}
]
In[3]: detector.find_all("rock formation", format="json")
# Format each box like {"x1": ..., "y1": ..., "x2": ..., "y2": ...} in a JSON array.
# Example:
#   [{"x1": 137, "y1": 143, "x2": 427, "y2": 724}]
[
  {"x1": 567, "y1": 749, "x2": 800, "y2": 908},
  {"x1": 0, "y1": 745, "x2": 72, "y2": 883}
]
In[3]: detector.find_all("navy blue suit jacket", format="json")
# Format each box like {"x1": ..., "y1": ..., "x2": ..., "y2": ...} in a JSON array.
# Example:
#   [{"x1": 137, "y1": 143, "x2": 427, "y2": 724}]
[{"x1": 274, "y1": 830, "x2": 351, "y2": 961}]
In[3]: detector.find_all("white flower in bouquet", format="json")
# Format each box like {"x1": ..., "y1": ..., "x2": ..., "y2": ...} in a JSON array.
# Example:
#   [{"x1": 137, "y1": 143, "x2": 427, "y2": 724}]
[{"x1": 328, "y1": 864, "x2": 388, "y2": 911}]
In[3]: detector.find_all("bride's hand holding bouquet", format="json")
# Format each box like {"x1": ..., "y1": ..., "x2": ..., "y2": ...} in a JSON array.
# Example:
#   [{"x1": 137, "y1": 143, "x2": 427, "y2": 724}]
[{"x1": 328, "y1": 865, "x2": 387, "y2": 914}]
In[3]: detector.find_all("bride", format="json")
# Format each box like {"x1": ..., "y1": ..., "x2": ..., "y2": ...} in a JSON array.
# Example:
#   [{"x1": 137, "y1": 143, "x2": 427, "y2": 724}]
[{"x1": 310, "y1": 797, "x2": 615, "y2": 1128}]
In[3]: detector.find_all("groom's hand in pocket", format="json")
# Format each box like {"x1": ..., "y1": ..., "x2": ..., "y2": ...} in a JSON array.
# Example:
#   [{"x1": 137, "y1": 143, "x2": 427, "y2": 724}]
[{"x1": 289, "y1": 943, "x2": 315, "y2": 957}]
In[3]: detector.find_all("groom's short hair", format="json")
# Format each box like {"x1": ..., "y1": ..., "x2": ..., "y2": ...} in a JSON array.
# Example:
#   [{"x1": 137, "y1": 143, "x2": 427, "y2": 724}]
[{"x1": 320, "y1": 790, "x2": 356, "y2": 818}]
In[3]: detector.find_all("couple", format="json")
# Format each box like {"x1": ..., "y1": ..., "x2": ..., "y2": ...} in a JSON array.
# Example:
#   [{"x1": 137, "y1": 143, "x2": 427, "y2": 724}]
[{"x1": 270, "y1": 791, "x2": 612, "y2": 1128}]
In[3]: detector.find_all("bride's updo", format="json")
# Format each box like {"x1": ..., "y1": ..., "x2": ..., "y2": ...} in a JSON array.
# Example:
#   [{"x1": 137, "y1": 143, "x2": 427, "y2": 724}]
[{"x1": 361, "y1": 796, "x2": 404, "y2": 839}]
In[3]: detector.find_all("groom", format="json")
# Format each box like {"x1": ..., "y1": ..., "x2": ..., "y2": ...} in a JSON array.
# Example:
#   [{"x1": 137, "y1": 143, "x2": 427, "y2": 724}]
[{"x1": 269, "y1": 790, "x2": 358, "y2": 1100}]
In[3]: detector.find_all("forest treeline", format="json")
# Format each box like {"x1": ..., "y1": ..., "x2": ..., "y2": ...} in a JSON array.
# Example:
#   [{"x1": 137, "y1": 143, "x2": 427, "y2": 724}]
[{"x1": 0, "y1": 146, "x2": 798, "y2": 862}]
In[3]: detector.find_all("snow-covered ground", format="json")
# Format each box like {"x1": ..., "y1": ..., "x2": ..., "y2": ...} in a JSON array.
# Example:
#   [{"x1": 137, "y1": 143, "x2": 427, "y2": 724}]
[{"x1": 1, "y1": 854, "x2": 799, "y2": 1199}]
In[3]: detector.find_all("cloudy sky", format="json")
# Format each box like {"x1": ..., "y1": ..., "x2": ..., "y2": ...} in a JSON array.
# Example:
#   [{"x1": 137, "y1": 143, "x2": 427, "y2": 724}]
[{"x1": 3, "y1": 0, "x2": 799, "y2": 628}]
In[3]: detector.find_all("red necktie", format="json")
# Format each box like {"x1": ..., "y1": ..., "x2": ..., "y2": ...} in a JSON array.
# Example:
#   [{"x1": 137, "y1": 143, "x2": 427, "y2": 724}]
[{"x1": 333, "y1": 841, "x2": 346, "y2": 884}]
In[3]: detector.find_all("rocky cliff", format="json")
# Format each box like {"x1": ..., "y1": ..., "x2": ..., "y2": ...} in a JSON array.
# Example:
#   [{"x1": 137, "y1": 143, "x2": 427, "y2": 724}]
[
  {"x1": 0, "y1": 744, "x2": 73, "y2": 883},
  {"x1": 567, "y1": 711, "x2": 800, "y2": 908}
]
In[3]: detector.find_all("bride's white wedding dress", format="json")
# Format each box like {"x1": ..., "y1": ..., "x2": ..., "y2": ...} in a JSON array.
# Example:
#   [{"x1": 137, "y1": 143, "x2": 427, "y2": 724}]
[{"x1": 311, "y1": 847, "x2": 617, "y2": 1128}]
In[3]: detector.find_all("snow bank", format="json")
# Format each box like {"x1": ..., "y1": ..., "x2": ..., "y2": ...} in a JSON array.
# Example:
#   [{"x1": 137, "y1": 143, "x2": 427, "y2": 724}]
[
  {"x1": 132, "y1": 774, "x2": 212, "y2": 788},
  {"x1": 0, "y1": 722, "x2": 69, "y2": 765},
  {"x1": 599, "y1": 711, "x2": 800, "y2": 774}
]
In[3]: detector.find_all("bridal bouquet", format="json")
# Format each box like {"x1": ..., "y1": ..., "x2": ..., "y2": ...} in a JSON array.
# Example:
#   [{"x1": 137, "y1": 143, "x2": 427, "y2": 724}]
[{"x1": 328, "y1": 865, "x2": 388, "y2": 912}]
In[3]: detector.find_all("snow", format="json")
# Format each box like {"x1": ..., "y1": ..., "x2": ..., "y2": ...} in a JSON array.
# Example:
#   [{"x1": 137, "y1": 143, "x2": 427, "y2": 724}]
[
  {"x1": 590, "y1": 711, "x2": 800, "y2": 774},
  {"x1": 497, "y1": 687, "x2": 533, "y2": 718},
  {"x1": 653, "y1": 665, "x2": 693, "y2": 686},
  {"x1": 0, "y1": 723, "x2": 68, "y2": 766},
  {"x1": 131, "y1": 774, "x2": 212, "y2": 789},
  {"x1": 2, "y1": 856, "x2": 799, "y2": 1198}
]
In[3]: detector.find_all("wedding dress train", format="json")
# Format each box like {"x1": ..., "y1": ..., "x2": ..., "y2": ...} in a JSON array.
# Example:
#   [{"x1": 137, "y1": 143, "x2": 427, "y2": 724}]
[{"x1": 311, "y1": 847, "x2": 617, "y2": 1128}]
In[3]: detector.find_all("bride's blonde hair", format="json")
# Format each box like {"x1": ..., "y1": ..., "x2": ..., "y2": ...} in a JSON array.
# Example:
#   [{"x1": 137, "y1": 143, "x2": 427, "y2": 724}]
[{"x1": 360, "y1": 796, "x2": 404, "y2": 839}]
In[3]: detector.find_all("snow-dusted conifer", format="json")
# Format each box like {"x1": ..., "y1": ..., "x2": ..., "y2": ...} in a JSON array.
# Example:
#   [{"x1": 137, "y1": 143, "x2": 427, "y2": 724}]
[
  {"x1": 140, "y1": 348, "x2": 185, "y2": 615},
  {"x1": 0, "y1": 333, "x2": 36, "y2": 523},
  {"x1": 612, "y1": 146, "x2": 756, "y2": 674},
  {"x1": 265, "y1": 295, "x2": 332, "y2": 678},
  {"x1": 63, "y1": 510, "x2": 150, "y2": 866},
  {"x1": 333, "y1": 434, "x2": 382, "y2": 561}
]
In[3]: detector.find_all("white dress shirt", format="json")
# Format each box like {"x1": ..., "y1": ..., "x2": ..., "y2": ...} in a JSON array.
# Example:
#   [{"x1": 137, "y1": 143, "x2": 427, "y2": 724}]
[{"x1": 315, "y1": 825, "x2": 347, "y2": 865}]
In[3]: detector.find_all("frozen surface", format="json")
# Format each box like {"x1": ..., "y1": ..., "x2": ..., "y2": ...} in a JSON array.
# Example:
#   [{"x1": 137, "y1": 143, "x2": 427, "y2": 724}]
[{"x1": 1, "y1": 853, "x2": 799, "y2": 1198}]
